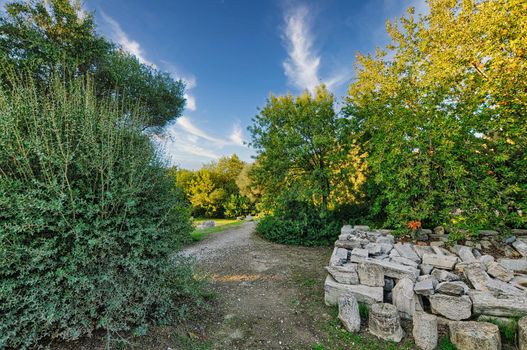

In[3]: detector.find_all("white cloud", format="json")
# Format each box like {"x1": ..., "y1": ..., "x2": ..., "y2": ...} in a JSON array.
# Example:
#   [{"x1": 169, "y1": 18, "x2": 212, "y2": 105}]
[
  {"x1": 184, "y1": 94, "x2": 197, "y2": 111},
  {"x1": 282, "y1": 5, "x2": 320, "y2": 92},
  {"x1": 282, "y1": 4, "x2": 351, "y2": 93},
  {"x1": 100, "y1": 11, "x2": 155, "y2": 67},
  {"x1": 229, "y1": 123, "x2": 244, "y2": 146}
]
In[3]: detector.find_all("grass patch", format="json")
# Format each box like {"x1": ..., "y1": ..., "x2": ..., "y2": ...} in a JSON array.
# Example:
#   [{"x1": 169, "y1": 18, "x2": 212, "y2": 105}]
[
  {"x1": 484, "y1": 316, "x2": 518, "y2": 344},
  {"x1": 358, "y1": 303, "x2": 369, "y2": 319},
  {"x1": 190, "y1": 219, "x2": 243, "y2": 241},
  {"x1": 438, "y1": 336, "x2": 456, "y2": 350}
]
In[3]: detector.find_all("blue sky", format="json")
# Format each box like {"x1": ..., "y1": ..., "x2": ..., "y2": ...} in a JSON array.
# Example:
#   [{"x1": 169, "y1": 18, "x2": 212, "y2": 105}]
[{"x1": 84, "y1": 0, "x2": 427, "y2": 169}]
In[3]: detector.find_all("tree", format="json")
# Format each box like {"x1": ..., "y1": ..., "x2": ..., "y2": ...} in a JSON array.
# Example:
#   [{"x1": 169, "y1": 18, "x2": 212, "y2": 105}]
[
  {"x1": 249, "y1": 85, "x2": 342, "y2": 212},
  {"x1": 344, "y1": 0, "x2": 527, "y2": 229},
  {"x1": 0, "y1": 0, "x2": 186, "y2": 129}
]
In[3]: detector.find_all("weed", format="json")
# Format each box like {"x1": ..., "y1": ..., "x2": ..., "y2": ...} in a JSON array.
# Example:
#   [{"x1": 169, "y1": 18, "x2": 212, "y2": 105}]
[{"x1": 438, "y1": 336, "x2": 456, "y2": 350}]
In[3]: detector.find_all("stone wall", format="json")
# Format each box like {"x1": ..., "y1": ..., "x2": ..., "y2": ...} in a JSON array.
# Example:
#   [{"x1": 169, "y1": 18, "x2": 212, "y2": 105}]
[{"x1": 325, "y1": 225, "x2": 527, "y2": 350}]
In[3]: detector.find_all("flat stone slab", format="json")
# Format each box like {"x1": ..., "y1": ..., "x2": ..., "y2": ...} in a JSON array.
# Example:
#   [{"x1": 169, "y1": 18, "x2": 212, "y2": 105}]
[
  {"x1": 457, "y1": 246, "x2": 477, "y2": 262},
  {"x1": 429, "y1": 294, "x2": 472, "y2": 320},
  {"x1": 358, "y1": 261, "x2": 384, "y2": 287},
  {"x1": 431, "y1": 268, "x2": 460, "y2": 282},
  {"x1": 449, "y1": 321, "x2": 501, "y2": 350},
  {"x1": 325, "y1": 264, "x2": 359, "y2": 285},
  {"x1": 498, "y1": 258, "x2": 527, "y2": 273},
  {"x1": 514, "y1": 239, "x2": 527, "y2": 257},
  {"x1": 338, "y1": 294, "x2": 361, "y2": 332},
  {"x1": 470, "y1": 290, "x2": 527, "y2": 317},
  {"x1": 347, "y1": 256, "x2": 420, "y2": 281},
  {"x1": 324, "y1": 275, "x2": 383, "y2": 306},
  {"x1": 414, "y1": 278, "x2": 435, "y2": 296},
  {"x1": 436, "y1": 281, "x2": 469, "y2": 296},
  {"x1": 422, "y1": 253, "x2": 458, "y2": 270},
  {"x1": 394, "y1": 243, "x2": 421, "y2": 263}
]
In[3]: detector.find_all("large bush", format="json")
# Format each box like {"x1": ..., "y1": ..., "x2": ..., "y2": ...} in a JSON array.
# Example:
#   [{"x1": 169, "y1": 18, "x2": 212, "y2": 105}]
[{"x1": 0, "y1": 77, "x2": 194, "y2": 348}]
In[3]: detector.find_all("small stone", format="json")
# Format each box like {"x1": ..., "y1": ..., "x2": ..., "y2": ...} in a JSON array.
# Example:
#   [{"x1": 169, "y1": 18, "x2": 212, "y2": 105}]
[
  {"x1": 519, "y1": 316, "x2": 527, "y2": 350},
  {"x1": 464, "y1": 263, "x2": 490, "y2": 290},
  {"x1": 504, "y1": 245, "x2": 522, "y2": 258},
  {"x1": 514, "y1": 239, "x2": 527, "y2": 257},
  {"x1": 486, "y1": 261, "x2": 513, "y2": 282},
  {"x1": 430, "y1": 241, "x2": 444, "y2": 247},
  {"x1": 414, "y1": 278, "x2": 435, "y2": 296},
  {"x1": 429, "y1": 294, "x2": 472, "y2": 320},
  {"x1": 465, "y1": 240, "x2": 475, "y2": 247},
  {"x1": 436, "y1": 281, "x2": 469, "y2": 296},
  {"x1": 341, "y1": 225, "x2": 353, "y2": 235},
  {"x1": 422, "y1": 253, "x2": 458, "y2": 270},
  {"x1": 413, "y1": 312, "x2": 438, "y2": 350},
  {"x1": 413, "y1": 245, "x2": 434, "y2": 258},
  {"x1": 376, "y1": 235, "x2": 395, "y2": 245},
  {"x1": 481, "y1": 240, "x2": 493, "y2": 250},
  {"x1": 449, "y1": 321, "x2": 501, "y2": 350},
  {"x1": 358, "y1": 262, "x2": 385, "y2": 287},
  {"x1": 431, "y1": 268, "x2": 460, "y2": 282},
  {"x1": 504, "y1": 235, "x2": 516, "y2": 244},
  {"x1": 350, "y1": 248, "x2": 369, "y2": 258},
  {"x1": 433, "y1": 226, "x2": 445, "y2": 235},
  {"x1": 390, "y1": 256, "x2": 419, "y2": 268},
  {"x1": 368, "y1": 303, "x2": 405, "y2": 343},
  {"x1": 354, "y1": 225, "x2": 370, "y2": 231},
  {"x1": 365, "y1": 242, "x2": 393, "y2": 256},
  {"x1": 392, "y1": 277, "x2": 418, "y2": 319},
  {"x1": 338, "y1": 294, "x2": 361, "y2": 332}
]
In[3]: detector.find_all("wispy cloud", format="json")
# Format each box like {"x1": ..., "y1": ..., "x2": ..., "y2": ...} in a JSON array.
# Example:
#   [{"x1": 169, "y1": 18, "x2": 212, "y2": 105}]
[
  {"x1": 281, "y1": 4, "x2": 351, "y2": 93},
  {"x1": 100, "y1": 11, "x2": 155, "y2": 67},
  {"x1": 229, "y1": 123, "x2": 244, "y2": 146}
]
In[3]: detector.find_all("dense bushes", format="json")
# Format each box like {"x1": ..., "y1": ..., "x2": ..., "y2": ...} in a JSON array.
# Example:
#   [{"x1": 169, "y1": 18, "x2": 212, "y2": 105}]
[{"x1": 0, "y1": 77, "x2": 194, "y2": 348}]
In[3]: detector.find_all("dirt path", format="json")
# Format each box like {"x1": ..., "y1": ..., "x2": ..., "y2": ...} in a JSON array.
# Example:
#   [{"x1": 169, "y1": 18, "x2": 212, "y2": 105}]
[{"x1": 180, "y1": 222, "x2": 334, "y2": 349}]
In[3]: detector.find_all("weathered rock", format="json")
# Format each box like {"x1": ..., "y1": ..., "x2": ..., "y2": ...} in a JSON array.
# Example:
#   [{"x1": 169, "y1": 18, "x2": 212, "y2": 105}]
[
  {"x1": 324, "y1": 275, "x2": 383, "y2": 306},
  {"x1": 449, "y1": 321, "x2": 501, "y2": 350},
  {"x1": 338, "y1": 294, "x2": 361, "y2": 332},
  {"x1": 368, "y1": 303, "x2": 404, "y2": 343},
  {"x1": 503, "y1": 235, "x2": 516, "y2": 244},
  {"x1": 519, "y1": 316, "x2": 527, "y2": 350},
  {"x1": 413, "y1": 245, "x2": 434, "y2": 258},
  {"x1": 478, "y1": 254, "x2": 495, "y2": 267},
  {"x1": 414, "y1": 278, "x2": 435, "y2": 296},
  {"x1": 431, "y1": 268, "x2": 460, "y2": 282},
  {"x1": 481, "y1": 240, "x2": 493, "y2": 250},
  {"x1": 413, "y1": 312, "x2": 438, "y2": 350},
  {"x1": 434, "y1": 226, "x2": 445, "y2": 235},
  {"x1": 341, "y1": 225, "x2": 353, "y2": 235},
  {"x1": 429, "y1": 294, "x2": 472, "y2": 320},
  {"x1": 347, "y1": 257, "x2": 420, "y2": 281},
  {"x1": 436, "y1": 281, "x2": 469, "y2": 296},
  {"x1": 329, "y1": 247, "x2": 349, "y2": 266},
  {"x1": 354, "y1": 225, "x2": 370, "y2": 231},
  {"x1": 498, "y1": 258, "x2": 527, "y2": 273},
  {"x1": 469, "y1": 290, "x2": 527, "y2": 317},
  {"x1": 486, "y1": 278, "x2": 524, "y2": 296},
  {"x1": 394, "y1": 243, "x2": 421, "y2": 263},
  {"x1": 513, "y1": 239, "x2": 527, "y2": 257},
  {"x1": 393, "y1": 277, "x2": 419, "y2": 319},
  {"x1": 365, "y1": 242, "x2": 393, "y2": 256},
  {"x1": 325, "y1": 264, "x2": 359, "y2": 285},
  {"x1": 430, "y1": 241, "x2": 445, "y2": 247},
  {"x1": 512, "y1": 229, "x2": 527, "y2": 236},
  {"x1": 464, "y1": 263, "x2": 491, "y2": 290},
  {"x1": 511, "y1": 275, "x2": 527, "y2": 290},
  {"x1": 422, "y1": 253, "x2": 458, "y2": 270},
  {"x1": 358, "y1": 262, "x2": 384, "y2": 287},
  {"x1": 504, "y1": 245, "x2": 522, "y2": 258},
  {"x1": 390, "y1": 256, "x2": 419, "y2": 268},
  {"x1": 420, "y1": 264, "x2": 433, "y2": 275},
  {"x1": 376, "y1": 235, "x2": 395, "y2": 245},
  {"x1": 458, "y1": 246, "x2": 477, "y2": 263},
  {"x1": 478, "y1": 230, "x2": 499, "y2": 237},
  {"x1": 335, "y1": 239, "x2": 363, "y2": 249},
  {"x1": 350, "y1": 248, "x2": 369, "y2": 258}
]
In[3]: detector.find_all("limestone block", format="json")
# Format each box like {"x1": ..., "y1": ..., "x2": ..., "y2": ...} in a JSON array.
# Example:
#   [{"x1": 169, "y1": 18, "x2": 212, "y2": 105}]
[
  {"x1": 429, "y1": 294, "x2": 472, "y2": 320},
  {"x1": 449, "y1": 321, "x2": 501, "y2": 350},
  {"x1": 324, "y1": 275, "x2": 383, "y2": 306},
  {"x1": 338, "y1": 293, "x2": 361, "y2": 333},
  {"x1": 413, "y1": 311, "x2": 438, "y2": 350},
  {"x1": 368, "y1": 303, "x2": 404, "y2": 343}
]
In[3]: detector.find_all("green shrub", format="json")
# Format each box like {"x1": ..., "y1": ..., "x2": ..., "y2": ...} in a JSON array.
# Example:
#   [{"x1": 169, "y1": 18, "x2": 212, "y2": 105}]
[
  {"x1": 0, "y1": 76, "x2": 194, "y2": 348},
  {"x1": 255, "y1": 201, "x2": 342, "y2": 246},
  {"x1": 438, "y1": 336, "x2": 456, "y2": 350}
]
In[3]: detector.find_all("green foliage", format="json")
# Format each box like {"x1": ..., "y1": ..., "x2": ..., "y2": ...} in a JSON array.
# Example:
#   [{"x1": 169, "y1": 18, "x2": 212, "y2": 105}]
[
  {"x1": 485, "y1": 317, "x2": 518, "y2": 344},
  {"x1": 0, "y1": 76, "x2": 195, "y2": 349},
  {"x1": 169, "y1": 154, "x2": 253, "y2": 219},
  {"x1": 358, "y1": 303, "x2": 369, "y2": 320},
  {"x1": 345, "y1": 0, "x2": 527, "y2": 230},
  {"x1": 0, "y1": 0, "x2": 186, "y2": 129},
  {"x1": 255, "y1": 202, "x2": 343, "y2": 246}
]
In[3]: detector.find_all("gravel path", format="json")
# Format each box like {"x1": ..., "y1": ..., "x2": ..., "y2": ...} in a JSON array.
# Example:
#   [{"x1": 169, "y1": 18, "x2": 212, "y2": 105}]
[{"x1": 181, "y1": 222, "x2": 334, "y2": 349}]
